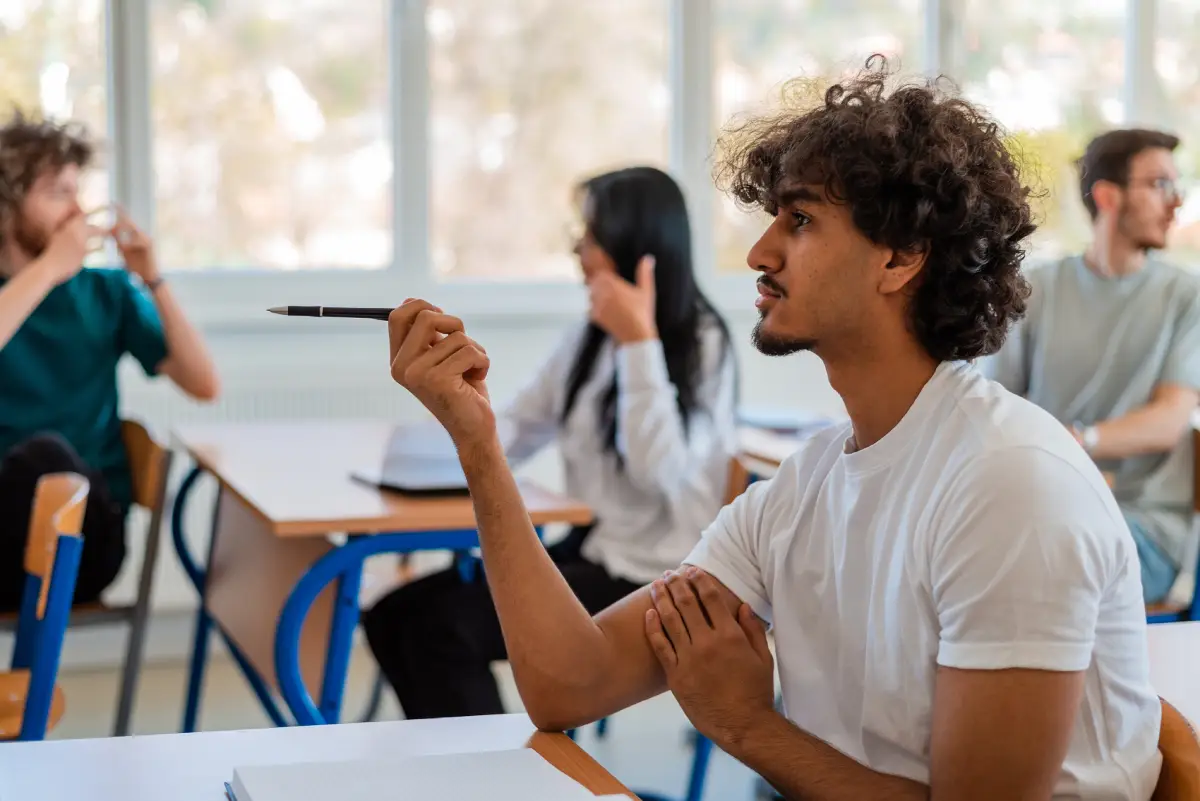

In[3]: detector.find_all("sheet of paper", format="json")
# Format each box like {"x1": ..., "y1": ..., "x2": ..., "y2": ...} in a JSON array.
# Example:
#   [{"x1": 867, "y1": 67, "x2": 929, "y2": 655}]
[{"x1": 231, "y1": 748, "x2": 598, "y2": 801}]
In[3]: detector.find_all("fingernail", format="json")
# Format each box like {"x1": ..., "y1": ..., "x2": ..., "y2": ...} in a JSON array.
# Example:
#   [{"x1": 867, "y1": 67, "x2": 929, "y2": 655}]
[
  {"x1": 645, "y1": 609, "x2": 655, "y2": 622},
  {"x1": 686, "y1": 567, "x2": 698, "y2": 579}
]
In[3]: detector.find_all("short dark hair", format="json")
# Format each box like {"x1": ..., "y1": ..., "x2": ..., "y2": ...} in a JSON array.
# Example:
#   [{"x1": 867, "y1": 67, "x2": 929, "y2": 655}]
[
  {"x1": 0, "y1": 109, "x2": 93, "y2": 248},
  {"x1": 1077, "y1": 128, "x2": 1181, "y2": 218},
  {"x1": 715, "y1": 56, "x2": 1036, "y2": 362}
]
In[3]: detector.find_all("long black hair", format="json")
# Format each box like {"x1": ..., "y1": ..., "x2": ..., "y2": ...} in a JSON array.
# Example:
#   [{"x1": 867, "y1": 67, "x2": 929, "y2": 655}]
[{"x1": 561, "y1": 166, "x2": 734, "y2": 457}]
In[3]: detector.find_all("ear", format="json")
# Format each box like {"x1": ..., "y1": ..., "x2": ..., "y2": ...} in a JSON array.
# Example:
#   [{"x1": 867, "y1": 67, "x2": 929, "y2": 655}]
[
  {"x1": 1091, "y1": 180, "x2": 1122, "y2": 216},
  {"x1": 878, "y1": 245, "x2": 927, "y2": 296}
]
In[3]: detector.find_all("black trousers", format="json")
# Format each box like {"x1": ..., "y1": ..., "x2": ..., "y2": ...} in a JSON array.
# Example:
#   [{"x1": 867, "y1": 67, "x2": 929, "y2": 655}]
[
  {"x1": 0, "y1": 433, "x2": 127, "y2": 612},
  {"x1": 362, "y1": 526, "x2": 640, "y2": 719}
]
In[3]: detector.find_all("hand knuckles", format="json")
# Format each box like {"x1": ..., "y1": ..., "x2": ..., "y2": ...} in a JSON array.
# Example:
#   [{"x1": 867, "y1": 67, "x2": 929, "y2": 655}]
[{"x1": 401, "y1": 364, "x2": 425, "y2": 387}]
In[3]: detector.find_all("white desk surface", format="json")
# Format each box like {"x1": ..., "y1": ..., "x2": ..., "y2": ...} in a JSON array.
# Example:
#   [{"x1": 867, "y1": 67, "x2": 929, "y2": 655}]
[
  {"x1": 2, "y1": 627, "x2": 1194, "y2": 799},
  {"x1": 1147, "y1": 620, "x2": 1200, "y2": 726},
  {"x1": 0, "y1": 714, "x2": 630, "y2": 801}
]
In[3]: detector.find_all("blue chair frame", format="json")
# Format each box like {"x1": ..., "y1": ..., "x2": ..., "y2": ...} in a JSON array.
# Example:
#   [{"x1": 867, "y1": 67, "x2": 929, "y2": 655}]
[{"x1": 6, "y1": 474, "x2": 88, "y2": 742}]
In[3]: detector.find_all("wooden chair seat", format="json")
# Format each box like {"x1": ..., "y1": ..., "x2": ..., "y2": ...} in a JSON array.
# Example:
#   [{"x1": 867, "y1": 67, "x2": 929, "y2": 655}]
[
  {"x1": 1149, "y1": 600, "x2": 1189, "y2": 619},
  {"x1": 1154, "y1": 698, "x2": 1200, "y2": 800},
  {"x1": 0, "y1": 671, "x2": 66, "y2": 739}
]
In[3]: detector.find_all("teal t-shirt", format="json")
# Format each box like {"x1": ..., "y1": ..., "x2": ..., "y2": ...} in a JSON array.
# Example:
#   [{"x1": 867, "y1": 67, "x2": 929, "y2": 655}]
[{"x1": 0, "y1": 267, "x2": 168, "y2": 509}]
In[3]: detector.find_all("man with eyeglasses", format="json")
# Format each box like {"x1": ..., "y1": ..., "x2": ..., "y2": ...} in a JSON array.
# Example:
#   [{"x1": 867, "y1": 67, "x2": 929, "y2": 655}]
[{"x1": 985, "y1": 128, "x2": 1200, "y2": 605}]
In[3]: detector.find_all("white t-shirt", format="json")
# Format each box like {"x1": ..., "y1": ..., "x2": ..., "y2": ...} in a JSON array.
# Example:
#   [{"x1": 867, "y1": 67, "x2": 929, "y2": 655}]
[{"x1": 685, "y1": 361, "x2": 1162, "y2": 799}]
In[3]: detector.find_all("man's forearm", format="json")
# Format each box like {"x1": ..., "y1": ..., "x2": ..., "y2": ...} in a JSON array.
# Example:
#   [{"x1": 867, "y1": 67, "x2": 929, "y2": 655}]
[
  {"x1": 457, "y1": 434, "x2": 621, "y2": 727},
  {"x1": 0, "y1": 262, "x2": 54, "y2": 350},
  {"x1": 728, "y1": 711, "x2": 927, "y2": 801},
  {"x1": 151, "y1": 282, "x2": 219, "y2": 400},
  {"x1": 1090, "y1": 400, "x2": 1193, "y2": 460}
]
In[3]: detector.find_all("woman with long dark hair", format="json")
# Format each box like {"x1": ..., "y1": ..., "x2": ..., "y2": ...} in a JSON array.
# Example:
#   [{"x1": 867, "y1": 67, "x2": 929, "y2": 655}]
[{"x1": 363, "y1": 166, "x2": 737, "y2": 719}]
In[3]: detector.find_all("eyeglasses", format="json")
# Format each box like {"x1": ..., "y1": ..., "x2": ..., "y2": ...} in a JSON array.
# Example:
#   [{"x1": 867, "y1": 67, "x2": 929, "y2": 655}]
[{"x1": 1125, "y1": 176, "x2": 1185, "y2": 202}]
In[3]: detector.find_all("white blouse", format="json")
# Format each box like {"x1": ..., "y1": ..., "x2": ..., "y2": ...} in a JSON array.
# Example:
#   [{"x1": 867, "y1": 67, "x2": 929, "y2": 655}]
[{"x1": 501, "y1": 319, "x2": 738, "y2": 584}]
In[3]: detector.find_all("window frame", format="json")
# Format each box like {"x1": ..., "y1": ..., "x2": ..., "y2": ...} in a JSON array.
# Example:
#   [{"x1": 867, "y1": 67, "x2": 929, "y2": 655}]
[{"x1": 97, "y1": 0, "x2": 1162, "y2": 329}]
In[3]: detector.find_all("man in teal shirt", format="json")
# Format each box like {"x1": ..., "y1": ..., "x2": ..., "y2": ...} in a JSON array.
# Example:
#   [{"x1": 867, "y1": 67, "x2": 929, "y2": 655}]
[
  {"x1": 983, "y1": 128, "x2": 1200, "y2": 604},
  {"x1": 0, "y1": 113, "x2": 219, "y2": 609}
]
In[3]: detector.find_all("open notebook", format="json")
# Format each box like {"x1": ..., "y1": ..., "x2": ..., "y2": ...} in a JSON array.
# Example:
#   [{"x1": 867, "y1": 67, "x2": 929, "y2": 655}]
[{"x1": 224, "y1": 748, "x2": 627, "y2": 801}]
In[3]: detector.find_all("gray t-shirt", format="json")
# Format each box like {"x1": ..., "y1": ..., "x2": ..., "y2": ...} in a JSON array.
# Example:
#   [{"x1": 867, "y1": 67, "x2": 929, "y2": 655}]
[{"x1": 981, "y1": 255, "x2": 1200, "y2": 567}]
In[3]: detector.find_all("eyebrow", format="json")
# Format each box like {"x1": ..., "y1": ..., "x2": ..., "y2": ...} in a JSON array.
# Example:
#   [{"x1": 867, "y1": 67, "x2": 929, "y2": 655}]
[{"x1": 775, "y1": 186, "x2": 823, "y2": 206}]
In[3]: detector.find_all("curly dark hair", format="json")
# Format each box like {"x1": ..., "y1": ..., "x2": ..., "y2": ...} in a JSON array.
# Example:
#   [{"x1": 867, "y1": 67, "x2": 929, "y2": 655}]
[
  {"x1": 0, "y1": 109, "x2": 94, "y2": 250},
  {"x1": 715, "y1": 56, "x2": 1036, "y2": 362}
]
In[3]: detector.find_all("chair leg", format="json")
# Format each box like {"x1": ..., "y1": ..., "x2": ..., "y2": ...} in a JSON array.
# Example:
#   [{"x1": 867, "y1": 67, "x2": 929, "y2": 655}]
[
  {"x1": 358, "y1": 669, "x2": 387, "y2": 722},
  {"x1": 182, "y1": 603, "x2": 213, "y2": 733},
  {"x1": 596, "y1": 716, "x2": 609, "y2": 738},
  {"x1": 113, "y1": 481, "x2": 168, "y2": 737},
  {"x1": 684, "y1": 733, "x2": 714, "y2": 801}
]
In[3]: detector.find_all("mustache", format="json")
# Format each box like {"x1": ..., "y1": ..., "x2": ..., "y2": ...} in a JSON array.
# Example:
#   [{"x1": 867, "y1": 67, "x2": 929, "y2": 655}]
[{"x1": 757, "y1": 276, "x2": 786, "y2": 297}]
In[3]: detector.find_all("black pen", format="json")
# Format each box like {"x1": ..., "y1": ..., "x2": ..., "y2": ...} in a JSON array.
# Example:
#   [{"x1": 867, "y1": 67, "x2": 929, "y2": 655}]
[{"x1": 268, "y1": 306, "x2": 392, "y2": 321}]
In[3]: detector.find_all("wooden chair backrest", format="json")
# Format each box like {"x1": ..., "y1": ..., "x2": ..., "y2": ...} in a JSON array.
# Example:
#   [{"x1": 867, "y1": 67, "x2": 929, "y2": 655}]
[
  {"x1": 723, "y1": 456, "x2": 752, "y2": 507},
  {"x1": 25, "y1": 473, "x2": 89, "y2": 619},
  {"x1": 1154, "y1": 698, "x2": 1200, "y2": 801},
  {"x1": 1193, "y1": 428, "x2": 1200, "y2": 515},
  {"x1": 121, "y1": 420, "x2": 168, "y2": 511}
]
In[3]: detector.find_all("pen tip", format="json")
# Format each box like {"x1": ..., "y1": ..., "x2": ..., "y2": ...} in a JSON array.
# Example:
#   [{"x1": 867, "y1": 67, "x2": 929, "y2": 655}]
[{"x1": 267, "y1": 306, "x2": 286, "y2": 315}]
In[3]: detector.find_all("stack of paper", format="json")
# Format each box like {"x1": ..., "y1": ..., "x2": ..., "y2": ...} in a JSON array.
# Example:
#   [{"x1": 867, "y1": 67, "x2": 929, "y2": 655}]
[{"x1": 227, "y1": 748, "x2": 626, "y2": 801}]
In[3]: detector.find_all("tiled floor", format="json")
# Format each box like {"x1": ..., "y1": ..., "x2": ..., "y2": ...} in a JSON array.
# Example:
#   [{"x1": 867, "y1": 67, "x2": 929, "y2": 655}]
[{"x1": 53, "y1": 647, "x2": 763, "y2": 801}]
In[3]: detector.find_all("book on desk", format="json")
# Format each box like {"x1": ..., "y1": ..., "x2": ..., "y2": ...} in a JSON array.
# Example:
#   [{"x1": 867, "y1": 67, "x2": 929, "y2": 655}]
[{"x1": 224, "y1": 747, "x2": 627, "y2": 801}]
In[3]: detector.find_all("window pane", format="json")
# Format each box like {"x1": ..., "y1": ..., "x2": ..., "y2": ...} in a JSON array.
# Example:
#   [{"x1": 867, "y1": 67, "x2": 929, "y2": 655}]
[
  {"x1": 1157, "y1": 0, "x2": 1200, "y2": 264},
  {"x1": 430, "y1": 0, "x2": 669, "y2": 281},
  {"x1": 151, "y1": 0, "x2": 390, "y2": 271},
  {"x1": 714, "y1": 0, "x2": 924, "y2": 273},
  {"x1": 951, "y1": 0, "x2": 1126, "y2": 261},
  {"x1": 0, "y1": 0, "x2": 109, "y2": 228}
]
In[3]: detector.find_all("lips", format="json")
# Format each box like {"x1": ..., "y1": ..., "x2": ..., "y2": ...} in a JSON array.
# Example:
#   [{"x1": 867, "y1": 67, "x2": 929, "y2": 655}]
[{"x1": 756, "y1": 278, "x2": 783, "y2": 299}]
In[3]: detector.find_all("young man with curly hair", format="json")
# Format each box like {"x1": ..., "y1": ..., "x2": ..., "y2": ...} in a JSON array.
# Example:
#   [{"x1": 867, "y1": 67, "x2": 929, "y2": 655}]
[
  {"x1": 0, "y1": 113, "x2": 219, "y2": 609},
  {"x1": 381, "y1": 62, "x2": 1162, "y2": 800},
  {"x1": 985, "y1": 129, "x2": 1199, "y2": 607}
]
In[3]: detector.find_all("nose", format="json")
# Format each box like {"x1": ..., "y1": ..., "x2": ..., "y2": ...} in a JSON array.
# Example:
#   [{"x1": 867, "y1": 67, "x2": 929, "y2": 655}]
[{"x1": 747, "y1": 225, "x2": 782, "y2": 275}]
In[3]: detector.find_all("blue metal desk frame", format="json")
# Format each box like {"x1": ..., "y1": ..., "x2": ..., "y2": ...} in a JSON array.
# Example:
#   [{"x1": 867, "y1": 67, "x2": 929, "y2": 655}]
[{"x1": 170, "y1": 464, "x2": 541, "y2": 729}]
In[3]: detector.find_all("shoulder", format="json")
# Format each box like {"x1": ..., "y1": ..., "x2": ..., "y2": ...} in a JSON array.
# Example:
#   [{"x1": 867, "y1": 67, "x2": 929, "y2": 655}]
[
  {"x1": 759, "y1": 423, "x2": 849, "y2": 504},
  {"x1": 1021, "y1": 256, "x2": 1070, "y2": 290},
  {"x1": 76, "y1": 267, "x2": 137, "y2": 299},
  {"x1": 1148, "y1": 259, "x2": 1200, "y2": 302},
  {"x1": 58, "y1": 268, "x2": 136, "y2": 313},
  {"x1": 941, "y1": 366, "x2": 1123, "y2": 519},
  {"x1": 934, "y1": 417, "x2": 1126, "y2": 578}
]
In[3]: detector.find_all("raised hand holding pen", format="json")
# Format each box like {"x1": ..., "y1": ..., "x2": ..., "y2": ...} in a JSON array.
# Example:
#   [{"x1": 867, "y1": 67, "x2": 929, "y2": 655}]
[{"x1": 387, "y1": 299, "x2": 495, "y2": 447}]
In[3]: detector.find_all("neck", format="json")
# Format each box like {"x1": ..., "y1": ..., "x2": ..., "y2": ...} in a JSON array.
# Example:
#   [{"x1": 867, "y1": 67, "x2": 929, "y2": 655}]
[
  {"x1": 1085, "y1": 226, "x2": 1146, "y2": 278},
  {"x1": 820, "y1": 333, "x2": 939, "y2": 451}
]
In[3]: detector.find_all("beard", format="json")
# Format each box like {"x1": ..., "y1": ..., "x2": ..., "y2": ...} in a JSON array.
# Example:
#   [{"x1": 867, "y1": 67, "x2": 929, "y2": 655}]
[
  {"x1": 1116, "y1": 209, "x2": 1168, "y2": 252},
  {"x1": 751, "y1": 314, "x2": 815, "y2": 356},
  {"x1": 11, "y1": 209, "x2": 51, "y2": 259}
]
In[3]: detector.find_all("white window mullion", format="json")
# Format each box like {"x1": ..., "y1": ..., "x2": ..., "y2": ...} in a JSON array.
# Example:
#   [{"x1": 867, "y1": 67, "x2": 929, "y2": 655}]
[
  {"x1": 1124, "y1": 0, "x2": 1158, "y2": 126},
  {"x1": 670, "y1": 0, "x2": 716, "y2": 285},
  {"x1": 107, "y1": 0, "x2": 154, "y2": 236},
  {"x1": 393, "y1": 0, "x2": 432, "y2": 291},
  {"x1": 924, "y1": 0, "x2": 953, "y2": 77}
]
